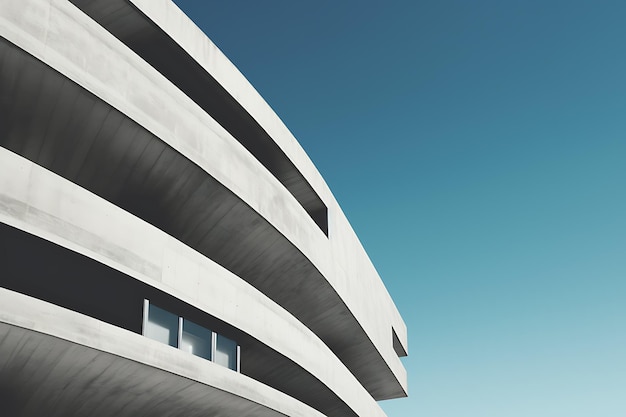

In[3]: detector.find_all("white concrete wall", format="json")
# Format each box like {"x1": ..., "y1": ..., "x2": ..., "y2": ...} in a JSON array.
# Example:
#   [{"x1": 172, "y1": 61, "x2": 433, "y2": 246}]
[
  {"x1": 0, "y1": 147, "x2": 388, "y2": 417},
  {"x1": 128, "y1": 0, "x2": 410, "y2": 375},
  {"x1": 0, "y1": 287, "x2": 324, "y2": 417},
  {"x1": 0, "y1": 0, "x2": 406, "y2": 397}
]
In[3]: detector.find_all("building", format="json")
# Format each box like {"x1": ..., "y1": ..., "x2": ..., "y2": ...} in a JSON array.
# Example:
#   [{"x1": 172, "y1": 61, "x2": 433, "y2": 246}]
[{"x1": 0, "y1": 1, "x2": 408, "y2": 416}]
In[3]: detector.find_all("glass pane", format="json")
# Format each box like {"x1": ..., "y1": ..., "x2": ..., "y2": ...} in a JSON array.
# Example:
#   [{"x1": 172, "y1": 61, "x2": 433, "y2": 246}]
[
  {"x1": 144, "y1": 303, "x2": 178, "y2": 347},
  {"x1": 180, "y1": 319, "x2": 212, "y2": 361},
  {"x1": 215, "y1": 333, "x2": 237, "y2": 371}
]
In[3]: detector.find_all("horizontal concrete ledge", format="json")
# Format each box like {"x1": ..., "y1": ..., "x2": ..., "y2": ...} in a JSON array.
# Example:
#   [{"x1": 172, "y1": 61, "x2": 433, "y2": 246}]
[
  {"x1": 127, "y1": 0, "x2": 332, "y2": 203},
  {"x1": 0, "y1": 0, "x2": 407, "y2": 400},
  {"x1": 0, "y1": 287, "x2": 325, "y2": 417},
  {"x1": 108, "y1": 0, "x2": 410, "y2": 380},
  {"x1": 0, "y1": 148, "x2": 388, "y2": 417},
  {"x1": 68, "y1": 0, "x2": 329, "y2": 235}
]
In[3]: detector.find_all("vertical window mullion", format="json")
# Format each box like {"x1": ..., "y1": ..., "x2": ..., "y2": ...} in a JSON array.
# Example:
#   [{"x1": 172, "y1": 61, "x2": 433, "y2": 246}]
[
  {"x1": 211, "y1": 331, "x2": 217, "y2": 363},
  {"x1": 177, "y1": 316, "x2": 183, "y2": 349},
  {"x1": 236, "y1": 345, "x2": 241, "y2": 373},
  {"x1": 142, "y1": 299, "x2": 149, "y2": 336}
]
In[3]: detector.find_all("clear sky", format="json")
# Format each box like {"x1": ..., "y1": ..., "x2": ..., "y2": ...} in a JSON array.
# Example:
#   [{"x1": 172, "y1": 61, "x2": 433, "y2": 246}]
[{"x1": 173, "y1": 1, "x2": 625, "y2": 416}]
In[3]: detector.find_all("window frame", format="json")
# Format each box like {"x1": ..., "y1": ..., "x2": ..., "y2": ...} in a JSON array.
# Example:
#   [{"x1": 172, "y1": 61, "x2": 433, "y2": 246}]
[{"x1": 142, "y1": 299, "x2": 240, "y2": 372}]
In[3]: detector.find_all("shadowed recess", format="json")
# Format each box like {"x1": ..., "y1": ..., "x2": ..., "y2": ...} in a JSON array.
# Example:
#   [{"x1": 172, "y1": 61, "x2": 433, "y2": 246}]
[{"x1": 0, "y1": 222, "x2": 358, "y2": 417}]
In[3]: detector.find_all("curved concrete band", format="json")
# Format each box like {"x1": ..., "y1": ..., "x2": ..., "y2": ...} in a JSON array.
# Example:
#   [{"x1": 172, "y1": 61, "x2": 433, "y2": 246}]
[
  {"x1": 0, "y1": 287, "x2": 322, "y2": 417},
  {"x1": 0, "y1": 148, "x2": 385, "y2": 417},
  {"x1": 0, "y1": 0, "x2": 408, "y2": 415}
]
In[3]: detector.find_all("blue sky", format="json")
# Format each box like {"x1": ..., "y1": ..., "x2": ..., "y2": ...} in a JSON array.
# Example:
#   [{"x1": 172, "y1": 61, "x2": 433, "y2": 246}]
[{"x1": 173, "y1": 1, "x2": 625, "y2": 416}]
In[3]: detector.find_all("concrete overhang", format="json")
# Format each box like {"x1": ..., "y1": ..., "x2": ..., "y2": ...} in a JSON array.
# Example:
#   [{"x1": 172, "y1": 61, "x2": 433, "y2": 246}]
[
  {"x1": 0, "y1": 148, "x2": 389, "y2": 417},
  {"x1": 69, "y1": 0, "x2": 328, "y2": 235},
  {"x1": 0, "y1": 288, "x2": 325, "y2": 417},
  {"x1": 0, "y1": 0, "x2": 408, "y2": 400}
]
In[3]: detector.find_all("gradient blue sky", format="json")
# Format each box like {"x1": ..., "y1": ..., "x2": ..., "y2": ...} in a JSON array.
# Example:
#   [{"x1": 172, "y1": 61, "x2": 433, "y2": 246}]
[{"x1": 173, "y1": 1, "x2": 625, "y2": 416}]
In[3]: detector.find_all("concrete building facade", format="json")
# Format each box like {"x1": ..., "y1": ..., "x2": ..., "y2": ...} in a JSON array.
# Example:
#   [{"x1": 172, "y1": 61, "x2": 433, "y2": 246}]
[{"x1": 0, "y1": 1, "x2": 408, "y2": 416}]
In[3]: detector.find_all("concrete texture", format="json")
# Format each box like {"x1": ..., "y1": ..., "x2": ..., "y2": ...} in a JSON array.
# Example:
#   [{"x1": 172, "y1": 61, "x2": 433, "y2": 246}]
[
  {"x1": 69, "y1": 0, "x2": 329, "y2": 235},
  {"x1": 0, "y1": 287, "x2": 322, "y2": 417},
  {"x1": 0, "y1": 0, "x2": 408, "y2": 414},
  {"x1": 0, "y1": 148, "x2": 383, "y2": 417}
]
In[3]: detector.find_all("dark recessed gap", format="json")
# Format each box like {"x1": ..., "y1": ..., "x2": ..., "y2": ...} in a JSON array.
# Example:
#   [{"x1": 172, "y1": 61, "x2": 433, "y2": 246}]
[
  {"x1": 392, "y1": 327, "x2": 407, "y2": 358},
  {"x1": 0, "y1": 222, "x2": 356, "y2": 417}
]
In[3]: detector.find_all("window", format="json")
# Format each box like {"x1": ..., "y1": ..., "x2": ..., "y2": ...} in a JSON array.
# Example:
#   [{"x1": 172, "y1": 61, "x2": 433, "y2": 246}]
[
  {"x1": 142, "y1": 299, "x2": 240, "y2": 371},
  {"x1": 143, "y1": 302, "x2": 178, "y2": 347},
  {"x1": 181, "y1": 318, "x2": 212, "y2": 361},
  {"x1": 215, "y1": 333, "x2": 238, "y2": 371}
]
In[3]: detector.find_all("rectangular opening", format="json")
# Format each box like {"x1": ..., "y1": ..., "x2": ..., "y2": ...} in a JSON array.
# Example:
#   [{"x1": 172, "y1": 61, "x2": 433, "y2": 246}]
[{"x1": 392, "y1": 327, "x2": 408, "y2": 357}]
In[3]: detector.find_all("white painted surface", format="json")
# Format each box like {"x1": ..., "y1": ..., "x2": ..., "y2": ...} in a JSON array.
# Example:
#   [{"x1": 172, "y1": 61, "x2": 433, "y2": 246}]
[
  {"x1": 0, "y1": 148, "x2": 387, "y2": 417},
  {"x1": 0, "y1": 287, "x2": 323, "y2": 417},
  {"x1": 0, "y1": 0, "x2": 407, "y2": 402}
]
